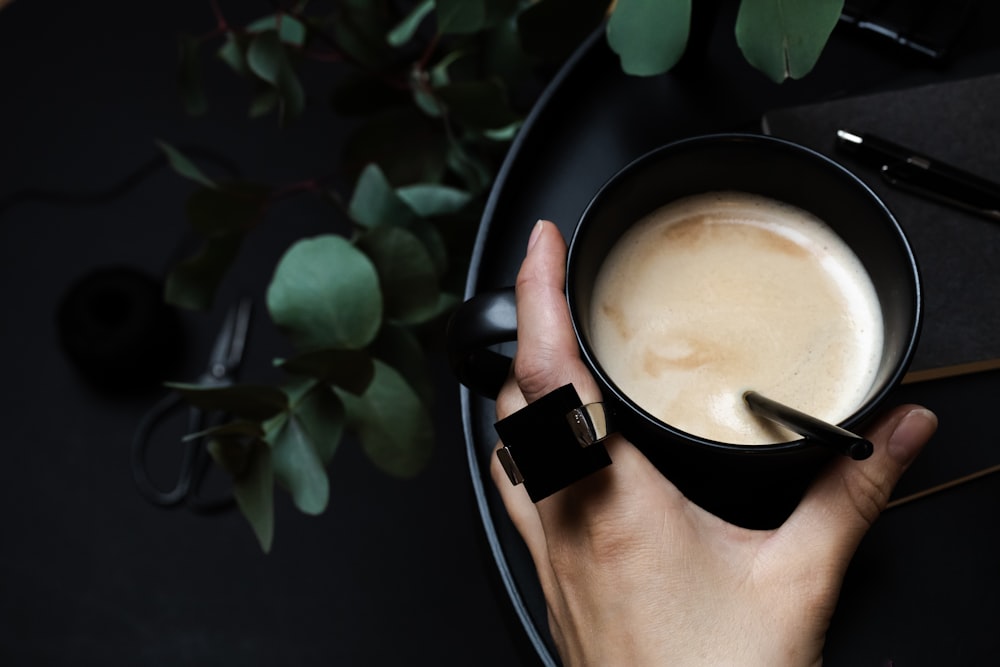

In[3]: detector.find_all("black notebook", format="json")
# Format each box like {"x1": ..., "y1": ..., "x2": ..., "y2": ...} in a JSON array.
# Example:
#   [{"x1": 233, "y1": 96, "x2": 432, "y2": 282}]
[{"x1": 761, "y1": 72, "x2": 1000, "y2": 377}]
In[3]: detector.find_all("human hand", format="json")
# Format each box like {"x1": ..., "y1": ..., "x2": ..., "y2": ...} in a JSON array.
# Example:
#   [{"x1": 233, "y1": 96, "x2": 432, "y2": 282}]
[{"x1": 492, "y1": 219, "x2": 938, "y2": 666}]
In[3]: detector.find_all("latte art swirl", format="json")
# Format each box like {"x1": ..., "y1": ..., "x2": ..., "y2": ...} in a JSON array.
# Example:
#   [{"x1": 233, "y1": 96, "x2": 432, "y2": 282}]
[{"x1": 589, "y1": 191, "x2": 884, "y2": 445}]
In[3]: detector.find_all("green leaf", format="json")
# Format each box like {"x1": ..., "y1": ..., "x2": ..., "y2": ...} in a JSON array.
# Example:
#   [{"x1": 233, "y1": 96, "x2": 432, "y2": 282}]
[
  {"x1": 164, "y1": 382, "x2": 289, "y2": 421},
  {"x1": 178, "y1": 34, "x2": 208, "y2": 116},
  {"x1": 735, "y1": 0, "x2": 843, "y2": 83},
  {"x1": 266, "y1": 235, "x2": 383, "y2": 351},
  {"x1": 267, "y1": 413, "x2": 330, "y2": 515},
  {"x1": 411, "y1": 81, "x2": 446, "y2": 119},
  {"x1": 388, "y1": 0, "x2": 434, "y2": 46},
  {"x1": 185, "y1": 183, "x2": 268, "y2": 237},
  {"x1": 435, "y1": 0, "x2": 486, "y2": 35},
  {"x1": 428, "y1": 49, "x2": 464, "y2": 87},
  {"x1": 371, "y1": 324, "x2": 433, "y2": 406},
  {"x1": 276, "y1": 348, "x2": 375, "y2": 394},
  {"x1": 483, "y1": 121, "x2": 522, "y2": 142},
  {"x1": 292, "y1": 382, "x2": 345, "y2": 463},
  {"x1": 248, "y1": 88, "x2": 280, "y2": 118},
  {"x1": 339, "y1": 360, "x2": 433, "y2": 477},
  {"x1": 446, "y1": 141, "x2": 492, "y2": 193},
  {"x1": 409, "y1": 220, "x2": 448, "y2": 276},
  {"x1": 396, "y1": 183, "x2": 472, "y2": 217},
  {"x1": 247, "y1": 30, "x2": 305, "y2": 125},
  {"x1": 607, "y1": 0, "x2": 691, "y2": 76},
  {"x1": 480, "y1": 12, "x2": 536, "y2": 87},
  {"x1": 165, "y1": 233, "x2": 243, "y2": 310},
  {"x1": 247, "y1": 13, "x2": 308, "y2": 46},
  {"x1": 517, "y1": 0, "x2": 610, "y2": 63},
  {"x1": 209, "y1": 438, "x2": 274, "y2": 552},
  {"x1": 357, "y1": 226, "x2": 440, "y2": 324},
  {"x1": 217, "y1": 32, "x2": 252, "y2": 77},
  {"x1": 182, "y1": 419, "x2": 264, "y2": 443},
  {"x1": 348, "y1": 164, "x2": 416, "y2": 228},
  {"x1": 434, "y1": 79, "x2": 519, "y2": 130},
  {"x1": 157, "y1": 140, "x2": 217, "y2": 189}
]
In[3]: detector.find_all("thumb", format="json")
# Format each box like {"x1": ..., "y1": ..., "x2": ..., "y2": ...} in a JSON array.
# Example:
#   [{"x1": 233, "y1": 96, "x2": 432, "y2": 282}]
[{"x1": 779, "y1": 405, "x2": 937, "y2": 567}]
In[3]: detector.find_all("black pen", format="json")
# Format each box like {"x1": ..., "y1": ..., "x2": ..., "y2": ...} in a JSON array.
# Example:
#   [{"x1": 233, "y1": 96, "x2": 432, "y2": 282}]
[{"x1": 835, "y1": 129, "x2": 1000, "y2": 222}]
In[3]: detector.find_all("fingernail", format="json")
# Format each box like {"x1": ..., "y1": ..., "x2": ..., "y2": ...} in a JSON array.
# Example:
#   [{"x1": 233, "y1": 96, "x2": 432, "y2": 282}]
[
  {"x1": 527, "y1": 219, "x2": 545, "y2": 252},
  {"x1": 888, "y1": 408, "x2": 937, "y2": 465}
]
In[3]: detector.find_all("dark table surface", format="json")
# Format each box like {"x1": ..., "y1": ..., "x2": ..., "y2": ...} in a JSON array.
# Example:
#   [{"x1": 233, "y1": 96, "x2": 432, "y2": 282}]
[{"x1": 3, "y1": 1, "x2": 999, "y2": 666}]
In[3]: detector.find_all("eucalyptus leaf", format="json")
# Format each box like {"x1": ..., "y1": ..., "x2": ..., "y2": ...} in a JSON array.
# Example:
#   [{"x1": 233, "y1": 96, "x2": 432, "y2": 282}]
[
  {"x1": 339, "y1": 360, "x2": 433, "y2": 478},
  {"x1": 165, "y1": 233, "x2": 243, "y2": 310},
  {"x1": 517, "y1": 0, "x2": 609, "y2": 63},
  {"x1": 157, "y1": 140, "x2": 217, "y2": 189},
  {"x1": 396, "y1": 183, "x2": 471, "y2": 218},
  {"x1": 246, "y1": 13, "x2": 308, "y2": 46},
  {"x1": 370, "y1": 324, "x2": 433, "y2": 406},
  {"x1": 481, "y1": 12, "x2": 536, "y2": 88},
  {"x1": 206, "y1": 437, "x2": 252, "y2": 477},
  {"x1": 483, "y1": 121, "x2": 522, "y2": 142},
  {"x1": 165, "y1": 382, "x2": 289, "y2": 421},
  {"x1": 607, "y1": 0, "x2": 691, "y2": 76},
  {"x1": 443, "y1": 143, "x2": 489, "y2": 194},
  {"x1": 276, "y1": 348, "x2": 375, "y2": 394},
  {"x1": 217, "y1": 32, "x2": 251, "y2": 77},
  {"x1": 412, "y1": 83, "x2": 445, "y2": 119},
  {"x1": 735, "y1": 0, "x2": 843, "y2": 83},
  {"x1": 281, "y1": 376, "x2": 320, "y2": 406},
  {"x1": 291, "y1": 382, "x2": 345, "y2": 463},
  {"x1": 357, "y1": 225, "x2": 440, "y2": 325},
  {"x1": 348, "y1": 164, "x2": 415, "y2": 228},
  {"x1": 388, "y1": 0, "x2": 434, "y2": 47},
  {"x1": 409, "y1": 220, "x2": 449, "y2": 277},
  {"x1": 267, "y1": 413, "x2": 330, "y2": 515},
  {"x1": 178, "y1": 34, "x2": 208, "y2": 116},
  {"x1": 182, "y1": 419, "x2": 265, "y2": 443},
  {"x1": 429, "y1": 50, "x2": 464, "y2": 87},
  {"x1": 247, "y1": 30, "x2": 305, "y2": 125},
  {"x1": 209, "y1": 438, "x2": 274, "y2": 552},
  {"x1": 435, "y1": 0, "x2": 486, "y2": 35},
  {"x1": 266, "y1": 235, "x2": 383, "y2": 351},
  {"x1": 249, "y1": 88, "x2": 280, "y2": 118}
]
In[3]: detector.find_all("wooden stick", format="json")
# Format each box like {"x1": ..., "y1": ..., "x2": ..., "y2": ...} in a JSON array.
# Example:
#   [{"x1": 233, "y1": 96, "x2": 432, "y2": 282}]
[
  {"x1": 902, "y1": 358, "x2": 1000, "y2": 384},
  {"x1": 884, "y1": 359, "x2": 1000, "y2": 508},
  {"x1": 887, "y1": 462, "x2": 1000, "y2": 509}
]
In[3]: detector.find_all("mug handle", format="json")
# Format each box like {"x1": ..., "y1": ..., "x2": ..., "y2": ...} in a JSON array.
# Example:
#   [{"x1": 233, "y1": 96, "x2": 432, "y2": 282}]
[{"x1": 446, "y1": 287, "x2": 517, "y2": 399}]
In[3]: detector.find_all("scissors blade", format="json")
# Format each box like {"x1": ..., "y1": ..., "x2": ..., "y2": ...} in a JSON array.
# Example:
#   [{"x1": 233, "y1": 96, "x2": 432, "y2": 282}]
[{"x1": 205, "y1": 298, "x2": 252, "y2": 382}]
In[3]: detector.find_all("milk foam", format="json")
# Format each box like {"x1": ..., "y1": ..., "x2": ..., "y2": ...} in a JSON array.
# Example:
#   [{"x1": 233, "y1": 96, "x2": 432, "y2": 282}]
[{"x1": 589, "y1": 191, "x2": 884, "y2": 445}]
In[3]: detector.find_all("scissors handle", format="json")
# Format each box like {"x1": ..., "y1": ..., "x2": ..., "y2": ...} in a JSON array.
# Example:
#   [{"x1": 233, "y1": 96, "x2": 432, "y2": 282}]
[{"x1": 130, "y1": 392, "x2": 203, "y2": 507}]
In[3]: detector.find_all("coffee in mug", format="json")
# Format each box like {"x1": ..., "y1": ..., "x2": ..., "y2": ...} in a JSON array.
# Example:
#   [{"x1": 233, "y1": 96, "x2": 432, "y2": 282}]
[
  {"x1": 589, "y1": 191, "x2": 883, "y2": 445},
  {"x1": 448, "y1": 133, "x2": 921, "y2": 527}
]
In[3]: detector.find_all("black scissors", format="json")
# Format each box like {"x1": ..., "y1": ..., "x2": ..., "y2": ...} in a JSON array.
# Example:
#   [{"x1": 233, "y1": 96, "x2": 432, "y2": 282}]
[{"x1": 131, "y1": 298, "x2": 252, "y2": 512}]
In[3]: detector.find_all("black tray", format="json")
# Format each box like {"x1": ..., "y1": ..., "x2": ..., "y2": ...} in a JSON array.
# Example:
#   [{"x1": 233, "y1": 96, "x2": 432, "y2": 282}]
[{"x1": 461, "y1": 11, "x2": 1000, "y2": 666}]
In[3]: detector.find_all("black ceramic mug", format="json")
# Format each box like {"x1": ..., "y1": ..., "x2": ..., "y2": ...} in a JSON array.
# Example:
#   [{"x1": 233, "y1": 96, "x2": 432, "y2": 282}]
[{"x1": 447, "y1": 133, "x2": 921, "y2": 528}]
